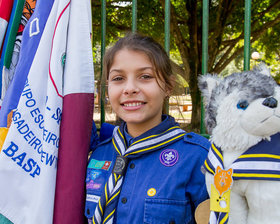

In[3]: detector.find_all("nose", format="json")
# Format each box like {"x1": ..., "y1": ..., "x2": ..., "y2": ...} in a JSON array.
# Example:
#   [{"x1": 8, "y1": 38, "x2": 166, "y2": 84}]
[
  {"x1": 123, "y1": 79, "x2": 139, "y2": 95},
  {"x1": 262, "y1": 97, "x2": 278, "y2": 108}
]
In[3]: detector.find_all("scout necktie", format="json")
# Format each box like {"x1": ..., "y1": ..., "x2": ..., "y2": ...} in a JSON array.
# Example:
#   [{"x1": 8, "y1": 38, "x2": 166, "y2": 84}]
[
  {"x1": 92, "y1": 124, "x2": 185, "y2": 224},
  {"x1": 204, "y1": 137, "x2": 280, "y2": 224}
]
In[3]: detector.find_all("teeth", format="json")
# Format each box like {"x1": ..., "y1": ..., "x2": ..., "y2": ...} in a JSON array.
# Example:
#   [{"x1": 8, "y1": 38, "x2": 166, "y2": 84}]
[{"x1": 124, "y1": 102, "x2": 143, "y2": 107}]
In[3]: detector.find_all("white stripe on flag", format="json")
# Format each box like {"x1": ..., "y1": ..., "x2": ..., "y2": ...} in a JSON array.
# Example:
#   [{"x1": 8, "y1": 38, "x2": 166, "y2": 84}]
[{"x1": 62, "y1": 0, "x2": 94, "y2": 95}]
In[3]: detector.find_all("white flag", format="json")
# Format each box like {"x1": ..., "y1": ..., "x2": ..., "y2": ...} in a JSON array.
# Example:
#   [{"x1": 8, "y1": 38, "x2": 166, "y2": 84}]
[{"x1": 0, "y1": 0, "x2": 71, "y2": 223}]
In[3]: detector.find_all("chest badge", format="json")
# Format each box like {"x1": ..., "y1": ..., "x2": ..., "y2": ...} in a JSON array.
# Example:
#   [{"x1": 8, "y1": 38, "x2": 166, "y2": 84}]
[
  {"x1": 147, "y1": 188, "x2": 156, "y2": 197},
  {"x1": 160, "y1": 149, "x2": 179, "y2": 167}
]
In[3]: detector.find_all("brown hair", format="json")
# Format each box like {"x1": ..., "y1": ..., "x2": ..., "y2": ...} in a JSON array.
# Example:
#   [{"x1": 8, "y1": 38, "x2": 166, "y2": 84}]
[{"x1": 103, "y1": 33, "x2": 174, "y2": 92}]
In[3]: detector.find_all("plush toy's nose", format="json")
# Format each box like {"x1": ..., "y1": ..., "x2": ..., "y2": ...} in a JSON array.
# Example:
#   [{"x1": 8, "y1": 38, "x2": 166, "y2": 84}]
[{"x1": 262, "y1": 97, "x2": 278, "y2": 108}]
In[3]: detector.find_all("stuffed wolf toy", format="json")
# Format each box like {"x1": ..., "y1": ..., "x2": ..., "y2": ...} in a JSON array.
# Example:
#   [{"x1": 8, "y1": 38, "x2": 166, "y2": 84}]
[{"x1": 198, "y1": 64, "x2": 280, "y2": 224}]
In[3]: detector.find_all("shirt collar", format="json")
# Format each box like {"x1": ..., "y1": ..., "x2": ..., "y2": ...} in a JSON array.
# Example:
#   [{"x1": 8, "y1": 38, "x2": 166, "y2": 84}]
[
  {"x1": 121, "y1": 115, "x2": 179, "y2": 147},
  {"x1": 123, "y1": 125, "x2": 133, "y2": 147}
]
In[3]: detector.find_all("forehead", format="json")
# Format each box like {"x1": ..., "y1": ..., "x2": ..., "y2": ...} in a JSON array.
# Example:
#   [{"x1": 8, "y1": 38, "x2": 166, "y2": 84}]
[{"x1": 110, "y1": 49, "x2": 153, "y2": 70}]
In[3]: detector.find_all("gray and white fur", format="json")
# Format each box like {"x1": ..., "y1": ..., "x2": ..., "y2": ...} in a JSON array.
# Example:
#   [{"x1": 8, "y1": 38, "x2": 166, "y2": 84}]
[{"x1": 198, "y1": 64, "x2": 280, "y2": 224}]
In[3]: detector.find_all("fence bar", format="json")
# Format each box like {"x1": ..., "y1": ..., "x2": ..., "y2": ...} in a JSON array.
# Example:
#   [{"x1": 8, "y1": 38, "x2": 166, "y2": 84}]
[
  {"x1": 164, "y1": 0, "x2": 170, "y2": 55},
  {"x1": 164, "y1": 0, "x2": 170, "y2": 114},
  {"x1": 132, "y1": 0, "x2": 137, "y2": 32},
  {"x1": 244, "y1": 0, "x2": 251, "y2": 71},
  {"x1": 200, "y1": 0, "x2": 209, "y2": 135},
  {"x1": 100, "y1": 0, "x2": 106, "y2": 124}
]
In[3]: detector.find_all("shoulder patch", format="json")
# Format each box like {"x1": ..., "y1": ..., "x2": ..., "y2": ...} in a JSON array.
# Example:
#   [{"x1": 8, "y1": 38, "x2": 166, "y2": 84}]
[{"x1": 184, "y1": 132, "x2": 210, "y2": 151}]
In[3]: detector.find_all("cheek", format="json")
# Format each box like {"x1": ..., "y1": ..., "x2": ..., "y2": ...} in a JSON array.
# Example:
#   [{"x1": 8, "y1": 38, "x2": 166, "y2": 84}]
[
  {"x1": 150, "y1": 90, "x2": 166, "y2": 108},
  {"x1": 108, "y1": 93, "x2": 117, "y2": 107},
  {"x1": 107, "y1": 84, "x2": 118, "y2": 99},
  {"x1": 155, "y1": 89, "x2": 167, "y2": 101}
]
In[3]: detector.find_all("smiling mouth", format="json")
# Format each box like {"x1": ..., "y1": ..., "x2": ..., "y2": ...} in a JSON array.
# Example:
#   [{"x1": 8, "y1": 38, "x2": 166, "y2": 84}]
[{"x1": 121, "y1": 102, "x2": 146, "y2": 107}]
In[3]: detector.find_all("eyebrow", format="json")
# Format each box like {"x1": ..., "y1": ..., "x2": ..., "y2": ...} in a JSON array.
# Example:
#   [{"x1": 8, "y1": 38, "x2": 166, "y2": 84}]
[{"x1": 109, "y1": 67, "x2": 155, "y2": 74}]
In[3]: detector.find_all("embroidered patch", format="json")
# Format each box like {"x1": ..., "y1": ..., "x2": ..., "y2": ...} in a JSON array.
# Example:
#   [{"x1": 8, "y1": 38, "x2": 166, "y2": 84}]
[
  {"x1": 88, "y1": 159, "x2": 111, "y2": 170},
  {"x1": 86, "y1": 180, "x2": 102, "y2": 190},
  {"x1": 159, "y1": 149, "x2": 179, "y2": 167},
  {"x1": 88, "y1": 170, "x2": 101, "y2": 181},
  {"x1": 102, "y1": 161, "x2": 111, "y2": 170},
  {"x1": 147, "y1": 188, "x2": 156, "y2": 197},
  {"x1": 86, "y1": 194, "x2": 100, "y2": 203},
  {"x1": 86, "y1": 169, "x2": 105, "y2": 191}
]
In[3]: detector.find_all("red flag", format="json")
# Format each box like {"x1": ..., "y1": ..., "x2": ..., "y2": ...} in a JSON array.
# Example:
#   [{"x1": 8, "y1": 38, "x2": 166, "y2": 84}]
[{"x1": 0, "y1": 0, "x2": 14, "y2": 53}]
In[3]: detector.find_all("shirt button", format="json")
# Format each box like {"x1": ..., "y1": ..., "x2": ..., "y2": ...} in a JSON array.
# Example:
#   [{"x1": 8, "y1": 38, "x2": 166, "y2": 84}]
[
  {"x1": 121, "y1": 197, "x2": 127, "y2": 204},
  {"x1": 186, "y1": 134, "x2": 193, "y2": 138},
  {"x1": 129, "y1": 163, "x2": 135, "y2": 169}
]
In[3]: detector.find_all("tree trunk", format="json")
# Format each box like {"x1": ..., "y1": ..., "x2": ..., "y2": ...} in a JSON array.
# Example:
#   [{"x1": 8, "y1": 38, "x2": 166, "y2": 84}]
[
  {"x1": 187, "y1": 69, "x2": 201, "y2": 131},
  {"x1": 186, "y1": 0, "x2": 201, "y2": 131}
]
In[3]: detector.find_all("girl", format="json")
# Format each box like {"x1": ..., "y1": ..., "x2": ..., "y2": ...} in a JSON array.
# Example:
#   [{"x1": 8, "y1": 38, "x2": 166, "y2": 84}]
[{"x1": 85, "y1": 33, "x2": 210, "y2": 224}]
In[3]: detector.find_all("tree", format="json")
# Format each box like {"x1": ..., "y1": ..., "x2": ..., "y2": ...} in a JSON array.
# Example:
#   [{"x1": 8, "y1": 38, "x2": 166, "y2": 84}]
[{"x1": 91, "y1": 0, "x2": 280, "y2": 130}]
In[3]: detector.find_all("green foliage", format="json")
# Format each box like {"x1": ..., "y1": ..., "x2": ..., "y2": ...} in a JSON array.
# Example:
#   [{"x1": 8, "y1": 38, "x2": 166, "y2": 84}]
[{"x1": 91, "y1": 0, "x2": 280, "y2": 127}]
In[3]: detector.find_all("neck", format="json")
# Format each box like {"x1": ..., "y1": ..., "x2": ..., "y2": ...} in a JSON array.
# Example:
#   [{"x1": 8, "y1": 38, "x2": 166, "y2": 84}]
[{"x1": 126, "y1": 118, "x2": 162, "y2": 138}]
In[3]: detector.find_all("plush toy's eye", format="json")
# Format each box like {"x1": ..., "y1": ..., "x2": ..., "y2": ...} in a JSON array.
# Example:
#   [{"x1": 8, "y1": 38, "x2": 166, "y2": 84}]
[{"x1": 237, "y1": 100, "x2": 249, "y2": 110}]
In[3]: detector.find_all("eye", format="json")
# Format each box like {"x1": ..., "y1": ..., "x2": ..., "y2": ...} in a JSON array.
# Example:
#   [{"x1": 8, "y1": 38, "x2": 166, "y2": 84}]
[
  {"x1": 237, "y1": 100, "x2": 249, "y2": 110},
  {"x1": 111, "y1": 76, "x2": 123, "y2": 81},
  {"x1": 140, "y1": 74, "x2": 153, "y2": 80}
]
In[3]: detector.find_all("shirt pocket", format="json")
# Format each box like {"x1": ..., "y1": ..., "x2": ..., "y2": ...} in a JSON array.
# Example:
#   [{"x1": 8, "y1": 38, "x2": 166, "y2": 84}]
[{"x1": 144, "y1": 198, "x2": 192, "y2": 224}]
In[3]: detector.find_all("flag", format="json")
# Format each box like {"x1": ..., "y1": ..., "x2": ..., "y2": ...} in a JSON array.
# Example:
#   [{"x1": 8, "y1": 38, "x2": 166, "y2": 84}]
[
  {"x1": 0, "y1": 0, "x2": 14, "y2": 53},
  {"x1": 0, "y1": 0, "x2": 76, "y2": 223},
  {"x1": 0, "y1": 0, "x2": 53, "y2": 128},
  {"x1": 53, "y1": 0, "x2": 94, "y2": 222},
  {"x1": 1, "y1": 0, "x2": 37, "y2": 98},
  {"x1": 0, "y1": 0, "x2": 25, "y2": 99}
]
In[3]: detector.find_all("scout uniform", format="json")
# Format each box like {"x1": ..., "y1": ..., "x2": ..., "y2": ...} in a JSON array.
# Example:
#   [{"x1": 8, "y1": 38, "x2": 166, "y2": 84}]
[{"x1": 85, "y1": 115, "x2": 210, "y2": 224}]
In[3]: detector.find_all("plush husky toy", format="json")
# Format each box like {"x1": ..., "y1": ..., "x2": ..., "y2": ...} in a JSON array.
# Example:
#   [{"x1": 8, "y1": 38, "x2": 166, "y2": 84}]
[{"x1": 198, "y1": 64, "x2": 280, "y2": 224}]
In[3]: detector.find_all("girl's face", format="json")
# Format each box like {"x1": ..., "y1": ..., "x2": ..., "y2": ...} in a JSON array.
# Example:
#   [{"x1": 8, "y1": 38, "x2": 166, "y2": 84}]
[{"x1": 108, "y1": 49, "x2": 167, "y2": 137}]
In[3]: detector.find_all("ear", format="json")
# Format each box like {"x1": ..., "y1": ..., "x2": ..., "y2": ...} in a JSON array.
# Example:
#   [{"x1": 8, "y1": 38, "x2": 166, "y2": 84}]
[
  {"x1": 253, "y1": 63, "x2": 271, "y2": 77},
  {"x1": 198, "y1": 74, "x2": 221, "y2": 107},
  {"x1": 216, "y1": 166, "x2": 222, "y2": 173}
]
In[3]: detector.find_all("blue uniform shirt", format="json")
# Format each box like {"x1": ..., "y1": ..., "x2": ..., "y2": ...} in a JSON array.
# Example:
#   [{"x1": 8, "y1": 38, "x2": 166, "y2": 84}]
[{"x1": 85, "y1": 116, "x2": 210, "y2": 223}]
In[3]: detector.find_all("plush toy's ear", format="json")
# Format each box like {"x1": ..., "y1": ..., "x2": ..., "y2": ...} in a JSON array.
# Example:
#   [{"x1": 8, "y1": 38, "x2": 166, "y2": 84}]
[
  {"x1": 253, "y1": 63, "x2": 271, "y2": 77},
  {"x1": 198, "y1": 74, "x2": 221, "y2": 107}
]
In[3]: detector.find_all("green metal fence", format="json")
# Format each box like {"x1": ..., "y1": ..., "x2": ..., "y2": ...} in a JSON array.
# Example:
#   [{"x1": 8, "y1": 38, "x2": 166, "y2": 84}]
[
  {"x1": 98, "y1": 0, "x2": 252, "y2": 134},
  {"x1": 200, "y1": 0, "x2": 252, "y2": 135}
]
